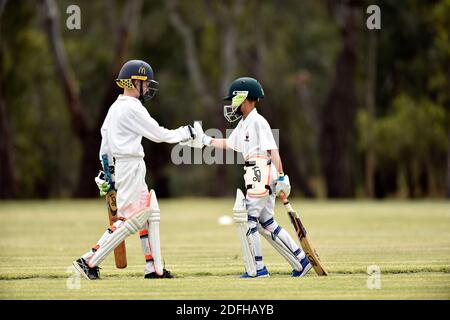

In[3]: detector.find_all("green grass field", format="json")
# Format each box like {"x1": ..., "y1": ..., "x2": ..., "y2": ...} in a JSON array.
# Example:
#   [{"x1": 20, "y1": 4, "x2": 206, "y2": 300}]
[{"x1": 0, "y1": 198, "x2": 449, "y2": 299}]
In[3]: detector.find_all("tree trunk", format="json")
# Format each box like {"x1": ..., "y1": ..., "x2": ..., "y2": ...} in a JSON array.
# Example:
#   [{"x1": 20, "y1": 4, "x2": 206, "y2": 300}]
[
  {"x1": 168, "y1": 0, "x2": 242, "y2": 196},
  {"x1": 77, "y1": 135, "x2": 101, "y2": 197},
  {"x1": 41, "y1": 0, "x2": 141, "y2": 197},
  {"x1": 40, "y1": 0, "x2": 92, "y2": 196},
  {"x1": 279, "y1": 136, "x2": 316, "y2": 198},
  {"x1": 262, "y1": 84, "x2": 316, "y2": 198},
  {"x1": 364, "y1": 31, "x2": 377, "y2": 198},
  {"x1": 215, "y1": 1, "x2": 242, "y2": 197},
  {"x1": 40, "y1": 0, "x2": 88, "y2": 139},
  {"x1": 0, "y1": 78, "x2": 17, "y2": 199},
  {"x1": 96, "y1": 0, "x2": 142, "y2": 128},
  {"x1": 447, "y1": 128, "x2": 450, "y2": 198},
  {"x1": 83, "y1": 0, "x2": 142, "y2": 197},
  {"x1": 320, "y1": 1, "x2": 359, "y2": 198},
  {"x1": 167, "y1": 0, "x2": 215, "y2": 116},
  {"x1": 0, "y1": 1, "x2": 17, "y2": 198},
  {"x1": 406, "y1": 164, "x2": 415, "y2": 198}
]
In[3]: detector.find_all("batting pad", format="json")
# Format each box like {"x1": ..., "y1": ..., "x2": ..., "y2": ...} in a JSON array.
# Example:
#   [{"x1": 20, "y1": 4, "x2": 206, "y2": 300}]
[
  {"x1": 257, "y1": 224, "x2": 302, "y2": 271},
  {"x1": 233, "y1": 188, "x2": 257, "y2": 277},
  {"x1": 89, "y1": 207, "x2": 151, "y2": 268},
  {"x1": 148, "y1": 189, "x2": 164, "y2": 275}
]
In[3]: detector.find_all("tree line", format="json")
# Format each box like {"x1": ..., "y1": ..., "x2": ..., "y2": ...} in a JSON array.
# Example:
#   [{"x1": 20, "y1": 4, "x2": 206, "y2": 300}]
[{"x1": 0, "y1": 0, "x2": 448, "y2": 199}]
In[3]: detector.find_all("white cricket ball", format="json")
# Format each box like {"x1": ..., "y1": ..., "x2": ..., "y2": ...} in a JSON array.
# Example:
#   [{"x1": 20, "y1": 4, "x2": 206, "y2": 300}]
[{"x1": 217, "y1": 215, "x2": 233, "y2": 226}]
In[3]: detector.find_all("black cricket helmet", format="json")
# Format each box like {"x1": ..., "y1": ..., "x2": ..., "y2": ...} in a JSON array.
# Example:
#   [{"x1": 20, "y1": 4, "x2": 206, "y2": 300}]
[
  {"x1": 115, "y1": 60, "x2": 159, "y2": 103},
  {"x1": 223, "y1": 77, "x2": 264, "y2": 122}
]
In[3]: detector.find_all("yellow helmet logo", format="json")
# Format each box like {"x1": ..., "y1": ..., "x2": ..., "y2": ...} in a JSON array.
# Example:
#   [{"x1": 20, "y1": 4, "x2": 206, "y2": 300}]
[{"x1": 138, "y1": 66, "x2": 146, "y2": 74}]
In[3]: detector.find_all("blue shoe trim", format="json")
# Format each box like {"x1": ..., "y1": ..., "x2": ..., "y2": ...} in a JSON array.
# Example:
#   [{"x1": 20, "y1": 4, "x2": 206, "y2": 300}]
[
  {"x1": 256, "y1": 266, "x2": 269, "y2": 277},
  {"x1": 292, "y1": 256, "x2": 312, "y2": 277},
  {"x1": 300, "y1": 256, "x2": 310, "y2": 269},
  {"x1": 240, "y1": 266, "x2": 270, "y2": 278},
  {"x1": 292, "y1": 269, "x2": 302, "y2": 277}
]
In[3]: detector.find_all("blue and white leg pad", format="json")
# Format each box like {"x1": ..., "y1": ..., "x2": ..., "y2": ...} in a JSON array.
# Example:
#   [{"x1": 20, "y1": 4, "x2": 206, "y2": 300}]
[{"x1": 257, "y1": 223, "x2": 302, "y2": 272}]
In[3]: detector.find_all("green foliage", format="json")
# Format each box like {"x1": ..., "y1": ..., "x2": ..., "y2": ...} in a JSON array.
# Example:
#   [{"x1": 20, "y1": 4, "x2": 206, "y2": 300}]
[
  {"x1": 2, "y1": 0, "x2": 449, "y2": 198},
  {"x1": 428, "y1": 0, "x2": 450, "y2": 107},
  {"x1": 381, "y1": 95, "x2": 446, "y2": 161},
  {"x1": 1, "y1": 1, "x2": 80, "y2": 198},
  {"x1": 358, "y1": 94, "x2": 448, "y2": 195}
]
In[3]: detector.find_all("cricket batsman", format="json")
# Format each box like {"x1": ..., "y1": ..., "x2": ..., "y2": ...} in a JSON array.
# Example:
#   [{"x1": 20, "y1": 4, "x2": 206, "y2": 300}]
[
  {"x1": 183, "y1": 77, "x2": 312, "y2": 278},
  {"x1": 72, "y1": 60, "x2": 196, "y2": 280}
]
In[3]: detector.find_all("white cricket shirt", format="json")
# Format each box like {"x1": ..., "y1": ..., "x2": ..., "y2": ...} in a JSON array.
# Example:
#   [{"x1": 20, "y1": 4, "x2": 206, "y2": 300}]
[
  {"x1": 226, "y1": 108, "x2": 278, "y2": 160},
  {"x1": 99, "y1": 95, "x2": 190, "y2": 162}
]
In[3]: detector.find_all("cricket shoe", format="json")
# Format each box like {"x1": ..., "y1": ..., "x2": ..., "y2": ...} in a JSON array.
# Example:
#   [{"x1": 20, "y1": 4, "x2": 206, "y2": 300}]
[
  {"x1": 144, "y1": 269, "x2": 174, "y2": 279},
  {"x1": 72, "y1": 258, "x2": 101, "y2": 280},
  {"x1": 292, "y1": 256, "x2": 312, "y2": 277},
  {"x1": 240, "y1": 266, "x2": 270, "y2": 278}
]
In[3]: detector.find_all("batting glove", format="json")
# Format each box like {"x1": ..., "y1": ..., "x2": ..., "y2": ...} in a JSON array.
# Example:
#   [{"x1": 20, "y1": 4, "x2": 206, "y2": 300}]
[
  {"x1": 179, "y1": 121, "x2": 212, "y2": 148},
  {"x1": 95, "y1": 171, "x2": 111, "y2": 197},
  {"x1": 275, "y1": 173, "x2": 291, "y2": 198},
  {"x1": 180, "y1": 125, "x2": 196, "y2": 143}
]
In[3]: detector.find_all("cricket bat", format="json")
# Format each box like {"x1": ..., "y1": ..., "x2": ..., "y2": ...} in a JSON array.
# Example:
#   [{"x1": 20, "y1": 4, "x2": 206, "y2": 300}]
[
  {"x1": 280, "y1": 192, "x2": 328, "y2": 276},
  {"x1": 102, "y1": 155, "x2": 127, "y2": 269}
]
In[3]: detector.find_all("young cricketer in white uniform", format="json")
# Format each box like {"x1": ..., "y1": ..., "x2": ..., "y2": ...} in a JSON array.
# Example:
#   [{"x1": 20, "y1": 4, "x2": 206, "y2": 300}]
[
  {"x1": 185, "y1": 77, "x2": 312, "y2": 278},
  {"x1": 72, "y1": 60, "x2": 195, "y2": 280}
]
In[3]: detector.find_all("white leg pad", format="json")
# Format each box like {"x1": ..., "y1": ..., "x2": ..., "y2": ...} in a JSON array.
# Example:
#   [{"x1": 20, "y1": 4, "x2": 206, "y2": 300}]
[
  {"x1": 89, "y1": 208, "x2": 150, "y2": 267},
  {"x1": 233, "y1": 188, "x2": 256, "y2": 277},
  {"x1": 148, "y1": 189, "x2": 164, "y2": 275},
  {"x1": 257, "y1": 224, "x2": 302, "y2": 271},
  {"x1": 148, "y1": 213, "x2": 163, "y2": 275}
]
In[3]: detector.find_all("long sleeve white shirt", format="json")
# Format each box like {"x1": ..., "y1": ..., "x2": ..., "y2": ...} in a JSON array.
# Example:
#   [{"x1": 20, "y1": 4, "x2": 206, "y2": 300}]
[{"x1": 99, "y1": 95, "x2": 190, "y2": 163}]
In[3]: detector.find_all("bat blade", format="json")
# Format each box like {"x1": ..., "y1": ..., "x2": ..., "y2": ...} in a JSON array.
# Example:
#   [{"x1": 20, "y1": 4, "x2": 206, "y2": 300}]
[
  {"x1": 289, "y1": 212, "x2": 328, "y2": 276},
  {"x1": 106, "y1": 190, "x2": 127, "y2": 269},
  {"x1": 281, "y1": 193, "x2": 328, "y2": 276}
]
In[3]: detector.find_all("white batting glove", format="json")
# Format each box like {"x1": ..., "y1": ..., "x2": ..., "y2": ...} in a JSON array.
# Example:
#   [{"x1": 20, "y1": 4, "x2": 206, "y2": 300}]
[
  {"x1": 95, "y1": 171, "x2": 111, "y2": 197},
  {"x1": 194, "y1": 121, "x2": 213, "y2": 147},
  {"x1": 275, "y1": 173, "x2": 291, "y2": 198},
  {"x1": 180, "y1": 125, "x2": 196, "y2": 143},
  {"x1": 180, "y1": 121, "x2": 212, "y2": 148}
]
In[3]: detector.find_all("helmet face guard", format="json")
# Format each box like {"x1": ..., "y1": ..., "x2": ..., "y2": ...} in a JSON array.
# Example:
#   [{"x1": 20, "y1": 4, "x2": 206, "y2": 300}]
[
  {"x1": 130, "y1": 78, "x2": 158, "y2": 104},
  {"x1": 223, "y1": 90, "x2": 248, "y2": 123},
  {"x1": 140, "y1": 79, "x2": 159, "y2": 103},
  {"x1": 224, "y1": 105, "x2": 242, "y2": 122}
]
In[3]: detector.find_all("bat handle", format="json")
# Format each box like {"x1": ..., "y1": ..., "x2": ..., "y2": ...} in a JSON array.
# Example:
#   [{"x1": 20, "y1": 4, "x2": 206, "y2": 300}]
[
  {"x1": 279, "y1": 191, "x2": 289, "y2": 204},
  {"x1": 101, "y1": 154, "x2": 115, "y2": 189}
]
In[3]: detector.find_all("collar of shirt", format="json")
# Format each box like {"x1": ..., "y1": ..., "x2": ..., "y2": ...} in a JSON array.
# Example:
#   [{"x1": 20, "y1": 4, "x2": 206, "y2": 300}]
[
  {"x1": 117, "y1": 94, "x2": 141, "y2": 104},
  {"x1": 241, "y1": 108, "x2": 258, "y2": 128}
]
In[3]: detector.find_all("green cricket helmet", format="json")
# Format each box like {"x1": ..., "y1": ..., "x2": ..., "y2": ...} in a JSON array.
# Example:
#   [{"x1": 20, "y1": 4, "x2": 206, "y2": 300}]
[
  {"x1": 115, "y1": 60, "x2": 159, "y2": 103},
  {"x1": 223, "y1": 77, "x2": 264, "y2": 122}
]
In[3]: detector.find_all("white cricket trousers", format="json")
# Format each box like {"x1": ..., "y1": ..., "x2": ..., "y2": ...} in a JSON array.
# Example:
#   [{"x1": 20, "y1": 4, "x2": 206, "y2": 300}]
[
  {"x1": 115, "y1": 158, "x2": 149, "y2": 219},
  {"x1": 246, "y1": 182, "x2": 304, "y2": 271}
]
